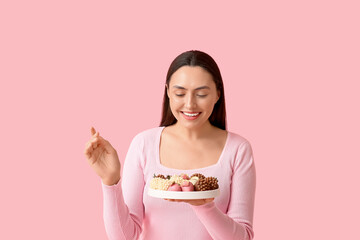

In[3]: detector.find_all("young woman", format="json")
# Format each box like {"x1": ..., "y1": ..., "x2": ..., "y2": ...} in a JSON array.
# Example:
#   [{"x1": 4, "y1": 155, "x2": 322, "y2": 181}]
[{"x1": 84, "y1": 50, "x2": 256, "y2": 240}]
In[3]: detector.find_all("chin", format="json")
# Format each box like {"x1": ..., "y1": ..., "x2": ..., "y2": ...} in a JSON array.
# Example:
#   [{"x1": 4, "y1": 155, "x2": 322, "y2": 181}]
[{"x1": 178, "y1": 120, "x2": 206, "y2": 129}]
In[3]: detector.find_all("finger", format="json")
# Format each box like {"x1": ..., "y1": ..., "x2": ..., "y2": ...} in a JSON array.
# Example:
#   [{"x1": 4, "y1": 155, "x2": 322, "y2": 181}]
[
  {"x1": 87, "y1": 141, "x2": 97, "y2": 155},
  {"x1": 91, "y1": 127, "x2": 96, "y2": 136},
  {"x1": 85, "y1": 142, "x2": 94, "y2": 153},
  {"x1": 90, "y1": 135, "x2": 110, "y2": 152},
  {"x1": 85, "y1": 141, "x2": 92, "y2": 149},
  {"x1": 84, "y1": 144, "x2": 92, "y2": 158},
  {"x1": 88, "y1": 132, "x2": 99, "y2": 146},
  {"x1": 84, "y1": 144, "x2": 98, "y2": 164},
  {"x1": 204, "y1": 198, "x2": 215, "y2": 203},
  {"x1": 91, "y1": 127, "x2": 99, "y2": 137},
  {"x1": 90, "y1": 137, "x2": 99, "y2": 148},
  {"x1": 84, "y1": 149, "x2": 91, "y2": 159},
  {"x1": 91, "y1": 135, "x2": 107, "y2": 150},
  {"x1": 91, "y1": 141, "x2": 98, "y2": 149}
]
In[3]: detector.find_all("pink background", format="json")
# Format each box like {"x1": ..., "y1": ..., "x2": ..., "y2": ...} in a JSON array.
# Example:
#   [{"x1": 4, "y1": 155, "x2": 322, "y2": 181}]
[{"x1": 1, "y1": 1, "x2": 359, "y2": 239}]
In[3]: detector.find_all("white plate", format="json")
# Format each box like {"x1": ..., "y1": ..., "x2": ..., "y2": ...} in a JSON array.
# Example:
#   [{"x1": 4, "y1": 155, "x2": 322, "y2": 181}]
[{"x1": 148, "y1": 188, "x2": 220, "y2": 199}]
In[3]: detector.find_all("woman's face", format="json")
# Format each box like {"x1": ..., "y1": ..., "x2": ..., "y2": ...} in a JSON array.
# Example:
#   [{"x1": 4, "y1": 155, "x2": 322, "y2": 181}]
[{"x1": 167, "y1": 66, "x2": 220, "y2": 130}]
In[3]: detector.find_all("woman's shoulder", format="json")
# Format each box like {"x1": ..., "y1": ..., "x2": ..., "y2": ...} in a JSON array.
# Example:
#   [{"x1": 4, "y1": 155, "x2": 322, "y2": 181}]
[
  {"x1": 131, "y1": 126, "x2": 163, "y2": 142},
  {"x1": 227, "y1": 130, "x2": 253, "y2": 148},
  {"x1": 225, "y1": 131, "x2": 255, "y2": 166}
]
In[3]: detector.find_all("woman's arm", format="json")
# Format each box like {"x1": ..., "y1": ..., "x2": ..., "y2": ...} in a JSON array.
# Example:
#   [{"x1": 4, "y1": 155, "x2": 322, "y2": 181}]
[
  {"x1": 191, "y1": 141, "x2": 256, "y2": 240},
  {"x1": 101, "y1": 134, "x2": 145, "y2": 240}
]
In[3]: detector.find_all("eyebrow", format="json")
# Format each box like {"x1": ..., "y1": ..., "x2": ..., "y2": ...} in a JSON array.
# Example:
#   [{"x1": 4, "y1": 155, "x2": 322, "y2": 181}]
[{"x1": 172, "y1": 85, "x2": 210, "y2": 90}]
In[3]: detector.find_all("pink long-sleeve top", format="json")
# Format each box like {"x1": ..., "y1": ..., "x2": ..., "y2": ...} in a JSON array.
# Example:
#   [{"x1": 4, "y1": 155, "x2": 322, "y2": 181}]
[{"x1": 101, "y1": 126, "x2": 256, "y2": 240}]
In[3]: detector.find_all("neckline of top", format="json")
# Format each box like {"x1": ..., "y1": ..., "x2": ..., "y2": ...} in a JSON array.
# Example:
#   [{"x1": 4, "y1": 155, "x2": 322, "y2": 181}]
[{"x1": 155, "y1": 126, "x2": 230, "y2": 172}]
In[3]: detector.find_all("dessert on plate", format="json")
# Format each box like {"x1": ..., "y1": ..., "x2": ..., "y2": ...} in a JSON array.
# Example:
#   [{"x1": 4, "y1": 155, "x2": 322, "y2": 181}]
[{"x1": 150, "y1": 173, "x2": 219, "y2": 192}]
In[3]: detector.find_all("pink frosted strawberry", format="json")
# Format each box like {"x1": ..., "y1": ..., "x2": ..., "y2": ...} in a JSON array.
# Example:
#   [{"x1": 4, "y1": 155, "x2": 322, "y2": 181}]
[
  {"x1": 180, "y1": 180, "x2": 194, "y2": 191},
  {"x1": 168, "y1": 183, "x2": 182, "y2": 191}
]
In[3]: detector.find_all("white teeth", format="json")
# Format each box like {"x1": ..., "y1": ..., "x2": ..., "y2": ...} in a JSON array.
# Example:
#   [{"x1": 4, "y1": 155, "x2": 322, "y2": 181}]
[{"x1": 183, "y1": 112, "x2": 200, "y2": 117}]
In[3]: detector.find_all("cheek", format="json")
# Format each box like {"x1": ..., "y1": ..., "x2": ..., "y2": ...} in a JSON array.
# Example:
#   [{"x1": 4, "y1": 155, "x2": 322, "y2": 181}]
[
  {"x1": 170, "y1": 97, "x2": 183, "y2": 104},
  {"x1": 169, "y1": 98, "x2": 182, "y2": 111},
  {"x1": 200, "y1": 98, "x2": 217, "y2": 109},
  {"x1": 173, "y1": 98, "x2": 182, "y2": 103},
  {"x1": 205, "y1": 104, "x2": 216, "y2": 112}
]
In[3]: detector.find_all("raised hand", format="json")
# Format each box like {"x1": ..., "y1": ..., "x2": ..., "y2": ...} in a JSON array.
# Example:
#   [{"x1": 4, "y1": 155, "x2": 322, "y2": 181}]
[{"x1": 84, "y1": 127, "x2": 121, "y2": 185}]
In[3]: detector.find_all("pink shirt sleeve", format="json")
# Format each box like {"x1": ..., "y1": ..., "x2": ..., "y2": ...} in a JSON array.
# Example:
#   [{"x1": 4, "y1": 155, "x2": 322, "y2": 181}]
[
  {"x1": 191, "y1": 140, "x2": 256, "y2": 240},
  {"x1": 101, "y1": 134, "x2": 145, "y2": 240}
]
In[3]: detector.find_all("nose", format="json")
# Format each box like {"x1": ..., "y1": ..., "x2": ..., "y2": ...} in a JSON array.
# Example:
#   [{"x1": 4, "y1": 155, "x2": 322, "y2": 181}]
[{"x1": 185, "y1": 94, "x2": 197, "y2": 109}]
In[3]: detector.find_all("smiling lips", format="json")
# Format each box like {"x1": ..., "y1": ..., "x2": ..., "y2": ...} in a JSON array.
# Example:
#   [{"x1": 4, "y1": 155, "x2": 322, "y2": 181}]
[{"x1": 181, "y1": 111, "x2": 201, "y2": 120}]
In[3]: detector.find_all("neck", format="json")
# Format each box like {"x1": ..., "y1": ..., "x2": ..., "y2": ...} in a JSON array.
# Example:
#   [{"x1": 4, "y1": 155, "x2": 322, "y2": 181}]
[{"x1": 172, "y1": 121, "x2": 215, "y2": 141}]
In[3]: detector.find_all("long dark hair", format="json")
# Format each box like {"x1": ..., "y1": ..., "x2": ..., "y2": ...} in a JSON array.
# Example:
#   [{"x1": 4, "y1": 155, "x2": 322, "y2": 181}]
[{"x1": 160, "y1": 50, "x2": 227, "y2": 130}]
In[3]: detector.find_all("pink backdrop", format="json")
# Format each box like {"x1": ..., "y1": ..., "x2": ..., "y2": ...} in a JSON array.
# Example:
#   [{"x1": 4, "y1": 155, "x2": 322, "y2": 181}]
[{"x1": 1, "y1": 1, "x2": 359, "y2": 239}]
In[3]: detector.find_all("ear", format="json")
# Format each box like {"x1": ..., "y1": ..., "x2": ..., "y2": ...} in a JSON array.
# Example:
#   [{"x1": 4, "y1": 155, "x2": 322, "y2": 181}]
[{"x1": 216, "y1": 90, "x2": 220, "y2": 102}]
